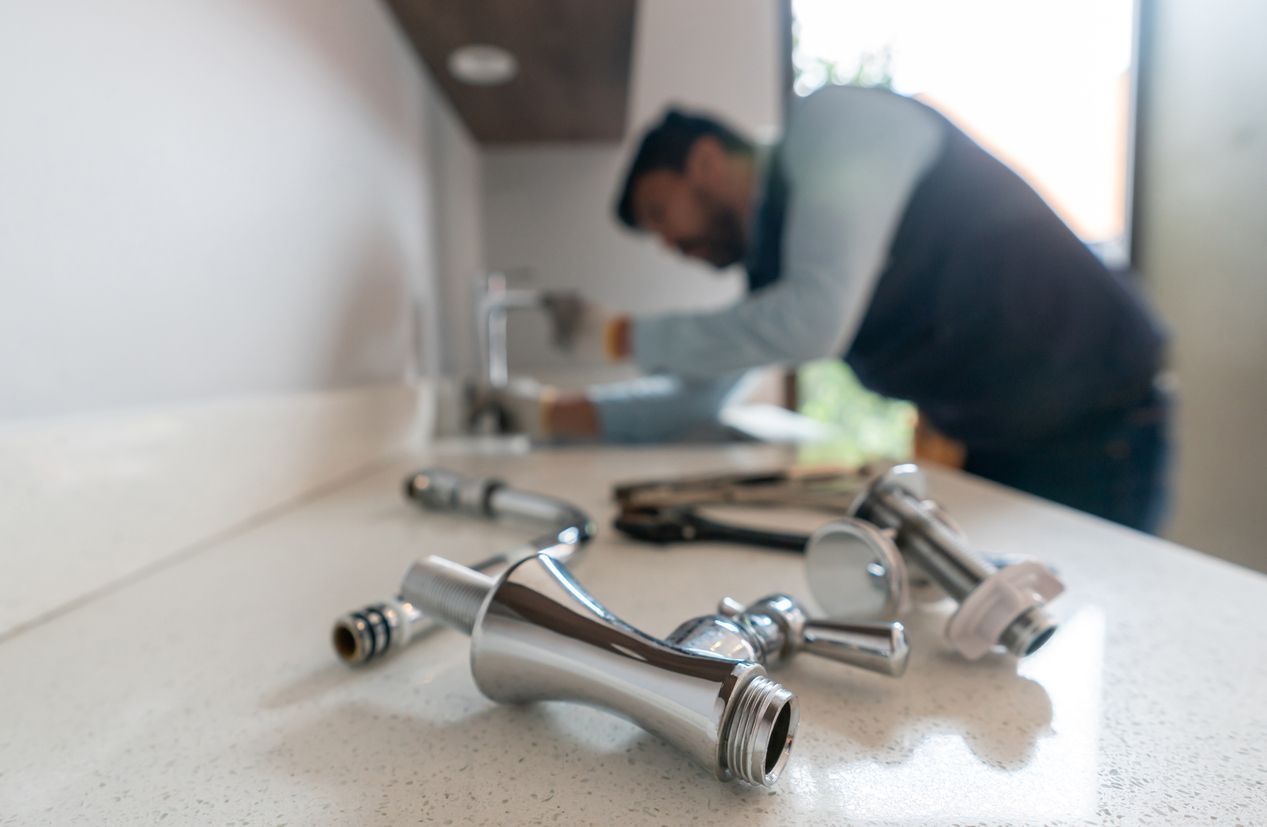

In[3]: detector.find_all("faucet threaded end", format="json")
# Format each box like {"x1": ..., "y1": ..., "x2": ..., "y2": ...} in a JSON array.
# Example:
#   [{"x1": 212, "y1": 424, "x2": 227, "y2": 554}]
[
  {"x1": 400, "y1": 556, "x2": 497, "y2": 635},
  {"x1": 722, "y1": 675, "x2": 798, "y2": 786},
  {"x1": 332, "y1": 600, "x2": 416, "y2": 665},
  {"x1": 999, "y1": 605, "x2": 1059, "y2": 657},
  {"x1": 332, "y1": 605, "x2": 388, "y2": 664}
]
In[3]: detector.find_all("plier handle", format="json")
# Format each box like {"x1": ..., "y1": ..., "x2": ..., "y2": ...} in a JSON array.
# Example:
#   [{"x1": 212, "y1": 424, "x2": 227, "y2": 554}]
[
  {"x1": 613, "y1": 465, "x2": 875, "y2": 513},
  {"x1": 613, "y1": 505, "x2": 812, "y2": 553}
]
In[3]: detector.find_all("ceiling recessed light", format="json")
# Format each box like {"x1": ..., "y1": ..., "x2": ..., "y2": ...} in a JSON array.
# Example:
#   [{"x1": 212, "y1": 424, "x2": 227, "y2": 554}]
[{"x1": 447, "y1": 44, "x2": 518, "y2": 86}]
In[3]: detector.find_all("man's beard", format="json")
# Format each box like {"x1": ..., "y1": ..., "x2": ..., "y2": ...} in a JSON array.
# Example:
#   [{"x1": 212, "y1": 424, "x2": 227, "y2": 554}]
[{"x1": 694, "y1": 202, "x2": 747, "y2": 269}]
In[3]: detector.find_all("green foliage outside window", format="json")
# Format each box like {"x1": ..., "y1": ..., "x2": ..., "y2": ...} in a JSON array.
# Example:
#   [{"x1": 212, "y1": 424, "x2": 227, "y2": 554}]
[
  {"x1": 796, "y1": 360, "x2": 915, "y2": 466},
  {"x1": 791, "y1": 16, "x2": 910, "y2": 466}
]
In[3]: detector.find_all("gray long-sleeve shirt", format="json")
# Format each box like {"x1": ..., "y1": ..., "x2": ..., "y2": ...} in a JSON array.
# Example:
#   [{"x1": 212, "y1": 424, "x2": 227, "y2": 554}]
[{"x1": 594, "y1": 87, "x2": 945, "y2": 441}]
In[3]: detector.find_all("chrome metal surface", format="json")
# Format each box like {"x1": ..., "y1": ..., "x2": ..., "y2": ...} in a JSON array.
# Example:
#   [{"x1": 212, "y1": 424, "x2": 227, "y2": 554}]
[
  {"x1": 477, "y1": 271, "x2": 547, "y2": 391},
  {"x1": 399, "y1": 557, "x2": 495, "y2": 635},
  {"x1": 474, "y1": 270, "x2": 584, "y2": 401},
  {"x1": 330, "y1": 596, "x2": 425, "y2": 666},
  {"x1": 470, "y1": 271, "x2": 591, "y2": 435},
  {"x1": 331, "y1": 554, "x2": 503, "y2": 665},
  {"x1": 403, "y1": 468, "x2": 596, "y2": 568},
  {"x1": 668, "y1": 592, "x2": 909, "y2": 677},
  {"x1": 331, "y1": 469, "x2": 594, "y2": 665},
  {"x1": 804, "y1": 517, "x2": 910, "y2": 620},
  {"x1": 404, "y1": 553, "x2": 800, "y2": 786},
  {"x1": 799, "y1": 618, "x2": 911, "y2": 676},
  {"x1": 833, "y1": 463, "x2": 1064, "y2": 659}
]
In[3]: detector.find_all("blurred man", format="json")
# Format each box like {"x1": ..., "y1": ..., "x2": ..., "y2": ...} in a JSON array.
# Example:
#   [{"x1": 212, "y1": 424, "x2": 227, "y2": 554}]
[{"x1": 533, "y1": 85, "x2": 1170, "y2": 532}]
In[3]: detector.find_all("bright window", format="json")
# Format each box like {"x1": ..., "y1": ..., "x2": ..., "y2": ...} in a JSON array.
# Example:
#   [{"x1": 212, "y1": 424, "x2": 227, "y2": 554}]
[
  {"x1": 792, "y1": 0, "x2": 1137, "y2": 259},
  {"x1": 789, "y1": 0, "x2": 1139, "y2": 457}
]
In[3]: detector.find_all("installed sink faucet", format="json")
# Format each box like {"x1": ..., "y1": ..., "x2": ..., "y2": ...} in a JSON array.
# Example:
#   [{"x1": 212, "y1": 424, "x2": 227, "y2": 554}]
[
  {"x1": 476, "y1": 270, "x2": 552, "y2": 390},
  {"x1": 467, "y1": 270, "x2": 585, "y2": 434}
]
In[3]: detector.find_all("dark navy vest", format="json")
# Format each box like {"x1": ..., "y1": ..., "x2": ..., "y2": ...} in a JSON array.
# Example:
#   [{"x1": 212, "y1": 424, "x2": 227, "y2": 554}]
[{"x1": 745, "y1": 95, "x2": 1166, "y2": 450}]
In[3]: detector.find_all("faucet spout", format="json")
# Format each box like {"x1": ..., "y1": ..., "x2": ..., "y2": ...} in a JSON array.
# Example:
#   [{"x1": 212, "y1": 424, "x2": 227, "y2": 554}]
[{"x1": 403, "y1": 553, "x2": 800, "y2": 787}]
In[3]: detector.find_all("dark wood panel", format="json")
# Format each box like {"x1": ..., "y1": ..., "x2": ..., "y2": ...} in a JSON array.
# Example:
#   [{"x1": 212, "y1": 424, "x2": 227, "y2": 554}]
[{"x1": 384, "y1": 0, "x2": 636, "y2": 144}]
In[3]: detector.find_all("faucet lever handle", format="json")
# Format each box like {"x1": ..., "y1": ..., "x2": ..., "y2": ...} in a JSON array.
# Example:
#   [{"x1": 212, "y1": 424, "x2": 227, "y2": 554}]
[
  {"x1": 798, "y1": 619, "x2": 910, "y2": 677},
  {"x1": 717, "y1": 596, "x2": 746, "y2": 618}
]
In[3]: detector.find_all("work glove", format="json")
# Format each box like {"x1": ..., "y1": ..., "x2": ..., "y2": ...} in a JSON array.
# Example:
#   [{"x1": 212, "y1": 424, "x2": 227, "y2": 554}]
[{"x1": 541, "y1": 293, "x2": 630, "y2": 364}]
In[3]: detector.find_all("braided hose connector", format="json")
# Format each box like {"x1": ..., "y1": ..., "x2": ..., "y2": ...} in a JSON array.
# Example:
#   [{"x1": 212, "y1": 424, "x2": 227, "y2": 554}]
[
  {"x1": 332, "y1": 468, "x2": 594, "y2": 666},
  {"x1": 331, "y1": 554, "x2": 507, "y2": 666},
  {"x1": 403, "y1": 468, "x2": 499, "y2": 517},
  {"x1": 331, "y1": 598, "x2": 425, "y2": 665}
]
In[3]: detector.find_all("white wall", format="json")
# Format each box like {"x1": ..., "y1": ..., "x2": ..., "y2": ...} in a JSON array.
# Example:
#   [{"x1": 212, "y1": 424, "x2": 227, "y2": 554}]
[
  {"x1": 421, "y1": 82, "x2": 486, "y2": 383},
  {"x1": 1139, "y1": 0, "x2": 1267, "y2": 570},
  {"x1": 0, "y1": 0, "x2": 481, "y2": 420},
  {"x1": 480, "y1": 0, "x2": 782, "y2": 373}
]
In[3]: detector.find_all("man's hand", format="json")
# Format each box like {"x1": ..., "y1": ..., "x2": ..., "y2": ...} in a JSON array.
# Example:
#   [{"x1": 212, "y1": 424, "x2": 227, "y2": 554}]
[
  {"x1": 467, "y1": 380, "x2": 601, "y2": 441},
  {"x1": 913, "y1": 413, "x2": 966, "y2": 468},
  {"x1": 468, "y1": 380, "x2": 555, "y2": 441},
  {"x1": 541, "y1": 293, "x2": 631, "y2": 362},
  {"x1": 547, "y1": 394, "x2": 601, "y2": 439}
]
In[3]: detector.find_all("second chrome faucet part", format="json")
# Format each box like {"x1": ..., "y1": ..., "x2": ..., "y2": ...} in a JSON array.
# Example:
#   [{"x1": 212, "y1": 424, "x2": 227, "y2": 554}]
[
  {"x1": 808, "y1": 464, "x2": 1064, "y2": 660},
  {"x1": 610, "y1": 462, "x2": 1065, "y2": 660}
]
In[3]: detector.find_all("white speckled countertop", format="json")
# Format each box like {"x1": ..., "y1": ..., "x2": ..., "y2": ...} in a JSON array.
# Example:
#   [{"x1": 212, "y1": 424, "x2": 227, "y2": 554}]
[{"x1": 2, "y1": 435, "x2": 1265, "y2": 825}]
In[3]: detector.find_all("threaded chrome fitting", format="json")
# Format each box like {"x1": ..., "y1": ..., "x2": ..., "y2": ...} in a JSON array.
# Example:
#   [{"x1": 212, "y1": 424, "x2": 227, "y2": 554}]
[
  {"x1": 398, "y1": 557, "x2": 494, "y2": 635},
  {"x1": 722, "y1": 675, "x2": 798, "y2": 785}
]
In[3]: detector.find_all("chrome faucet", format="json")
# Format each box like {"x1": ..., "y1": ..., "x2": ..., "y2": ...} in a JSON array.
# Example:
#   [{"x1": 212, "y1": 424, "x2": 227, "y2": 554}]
[
  {"x1": 468, "y1": 270, "x2": 585, "y2": 434},
  {"x1": 401, "y1": 552, "x2": 800, "y2": 786},
  {"x1": 476, "y1": 270, "x2": 549, "y2": 390}
]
